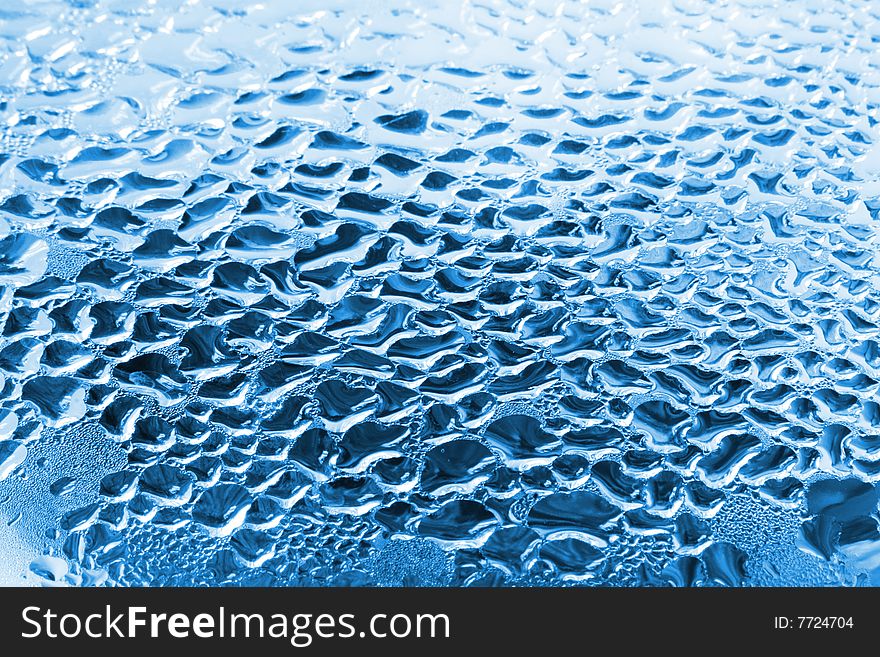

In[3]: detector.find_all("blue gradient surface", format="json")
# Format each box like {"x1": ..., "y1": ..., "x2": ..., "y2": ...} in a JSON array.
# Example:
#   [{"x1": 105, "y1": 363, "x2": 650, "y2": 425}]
[{"x1": 1, "y1": 0, "x2": 880, "y2": 586}]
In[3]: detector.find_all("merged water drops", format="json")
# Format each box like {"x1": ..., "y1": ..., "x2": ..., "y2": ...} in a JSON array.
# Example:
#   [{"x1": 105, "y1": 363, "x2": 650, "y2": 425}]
[{"x1": 1, "y1": 0, "x2": 880, "y2": 586}]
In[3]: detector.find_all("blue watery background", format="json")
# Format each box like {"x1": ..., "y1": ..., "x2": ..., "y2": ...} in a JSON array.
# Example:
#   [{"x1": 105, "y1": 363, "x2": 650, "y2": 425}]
[{"x1": 1, "y1": 0, "x2": 880, "y2": 586}]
